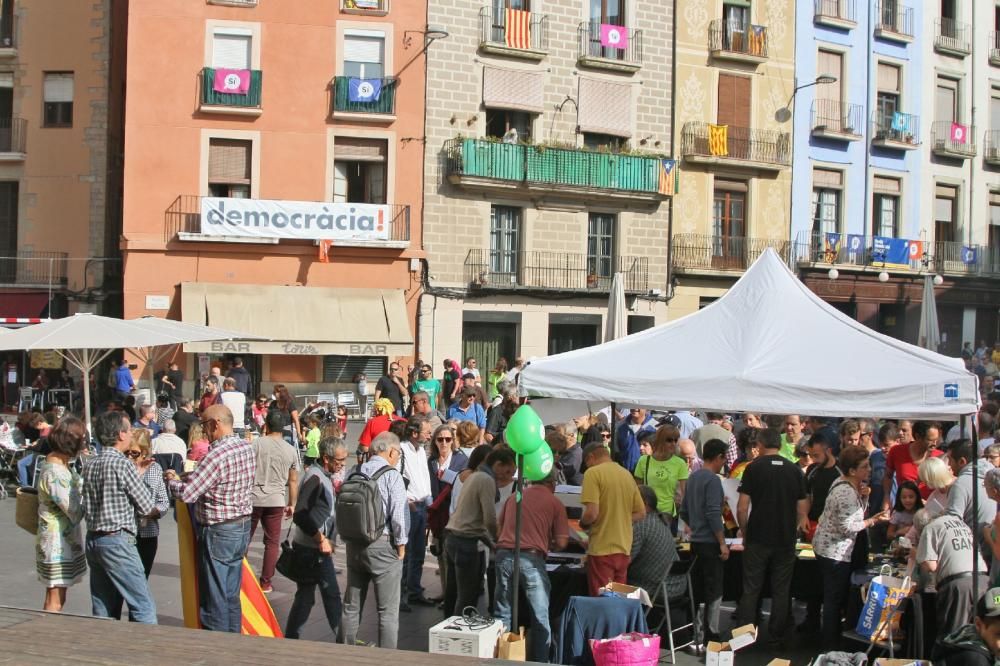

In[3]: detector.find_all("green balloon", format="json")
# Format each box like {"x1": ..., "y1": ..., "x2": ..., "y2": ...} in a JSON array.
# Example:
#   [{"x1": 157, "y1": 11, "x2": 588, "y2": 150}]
[
  {"x1": 506, "y1": 405, "x2": 545, "y2": 455},
  {"x1": 522, "y1": 445, "x2": 554, "y2": 481}
]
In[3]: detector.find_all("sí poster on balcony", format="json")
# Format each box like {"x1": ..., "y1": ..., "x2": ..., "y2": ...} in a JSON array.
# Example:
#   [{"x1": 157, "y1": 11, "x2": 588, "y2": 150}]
[{"x1": 200, "y1": 198, "x2": 391, "y2": 241}]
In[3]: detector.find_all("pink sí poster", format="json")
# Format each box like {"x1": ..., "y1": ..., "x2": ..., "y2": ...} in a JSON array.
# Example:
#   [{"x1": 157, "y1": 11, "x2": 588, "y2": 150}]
[{"x1": 213, "y1": 68, "x2": 251, "y2": 95}]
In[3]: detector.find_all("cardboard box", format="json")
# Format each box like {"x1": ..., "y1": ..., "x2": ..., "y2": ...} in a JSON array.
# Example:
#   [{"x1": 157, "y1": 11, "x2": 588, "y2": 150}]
[
  {"x1": 706, "y1": 642, "x2": 733, "y2": 666},
  {"x1": 766, "y1": 660, "x2": 791, "y2": 666},
  {"x1": 727, "y1": 624, "x2": 758, "y2": 651},
  {"x1": 428, "y1": 616, "x2": 504, "y2": 658},
  {"x1": 601, "y1": 582, "x2": 652, "y2": 607},
  {"x1": 706, "y1": 625, "x2": 758, "y2": 665}
]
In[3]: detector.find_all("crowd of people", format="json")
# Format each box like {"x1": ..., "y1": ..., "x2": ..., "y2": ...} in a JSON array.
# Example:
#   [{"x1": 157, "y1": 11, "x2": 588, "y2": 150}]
[{"x1": 11, "y1": 350, "x2": 1000, "y2": 665}]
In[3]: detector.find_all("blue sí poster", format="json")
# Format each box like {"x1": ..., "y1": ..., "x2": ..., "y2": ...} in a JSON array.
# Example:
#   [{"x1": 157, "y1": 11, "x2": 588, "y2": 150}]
[{"x1": 348, "y1": 78, "x2": 383, "y2": 103}]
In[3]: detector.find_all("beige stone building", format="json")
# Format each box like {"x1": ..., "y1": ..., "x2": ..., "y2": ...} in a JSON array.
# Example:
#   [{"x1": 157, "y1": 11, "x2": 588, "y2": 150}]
[
  {"x1": 0, "y1": 0, "x2": 119, "y2": 323},
  {"x1": 420, "y1": 0, "x2": 675, "y2": 371},
  {"x1": 669, "y1": 0, "x2": 795, "y2": 318}
]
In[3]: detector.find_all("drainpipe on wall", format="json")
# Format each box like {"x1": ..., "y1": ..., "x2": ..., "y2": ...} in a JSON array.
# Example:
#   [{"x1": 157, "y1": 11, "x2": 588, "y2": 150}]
[
  {"x1": 665, "y1": 0, "x2": 678, "y2": 305},
  {"x1": 968, "y1": 0, "x2": 978, "y2": 247},
  {"x1": 863, "y1": 0, "x2": 873, "y2": 240}
]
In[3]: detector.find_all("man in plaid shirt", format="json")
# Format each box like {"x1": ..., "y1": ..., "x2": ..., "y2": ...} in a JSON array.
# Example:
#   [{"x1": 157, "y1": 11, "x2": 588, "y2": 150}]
[
  {"x1": 83, "y1": 411, "x2": 159, "y2": 624},
  {"x1": 166, "y1": 404, "x2": 255, "y2": 633}
]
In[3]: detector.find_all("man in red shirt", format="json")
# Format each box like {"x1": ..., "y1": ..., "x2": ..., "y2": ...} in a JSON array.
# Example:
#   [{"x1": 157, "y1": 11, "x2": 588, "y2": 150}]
[
  {"x1": 494, "y1": 471, "x2": 569, "y2": 662},
  {"x1": 882, "y1": 421, "x2": 942, "y2": 509}
]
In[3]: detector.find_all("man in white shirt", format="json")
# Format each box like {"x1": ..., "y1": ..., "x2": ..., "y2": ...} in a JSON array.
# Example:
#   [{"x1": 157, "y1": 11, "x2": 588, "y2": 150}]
[
  {"x1": 151, "y1": 419, "x2": 187, "y2": 457},
  {"x1": 219, "y1": 378, "x2": 247, "y2": 436},
  {"x1": 399, "y1": 413, "x2": 433, "y2": 609}
]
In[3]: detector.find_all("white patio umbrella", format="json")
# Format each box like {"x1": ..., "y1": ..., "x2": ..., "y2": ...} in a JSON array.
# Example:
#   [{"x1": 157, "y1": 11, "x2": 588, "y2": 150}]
[
  {"x1": 0, "y1": 313, "x2": 262, "y2": 429},
  {"x1": 917, "y1": 274, "x2": 942, "y2": 352},
  {"x1": 604, "y1": 272, "x2": 627, "y2": 343}
]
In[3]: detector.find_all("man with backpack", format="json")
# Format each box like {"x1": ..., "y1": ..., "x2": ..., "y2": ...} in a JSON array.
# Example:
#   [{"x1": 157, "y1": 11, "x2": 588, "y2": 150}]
[{"x1": 338, "y1": 431, "x2": 407, "y2": 649}]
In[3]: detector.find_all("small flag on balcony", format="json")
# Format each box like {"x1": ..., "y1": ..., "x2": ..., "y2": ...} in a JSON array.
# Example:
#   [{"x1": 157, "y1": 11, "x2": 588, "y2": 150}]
[
  {"x1": 348, "y1": 78, "x2": 383, "y2": 103},
  {"x1": 748, "y1": 25, "x2": 765, "y2": 55},
  {"x1": 319, "y1": 240, "x2": 333, "y2": 263},
  {"x1": 708, "y1": 124, "x2": 728, "y2": 156},
  {"x1": 962, "y1": 246, "x2": 978, "y2": 265},
  {"x1": 505, "y1": 8, "x2": 531, "y2": 49},
  {"x1": 213, "y1": 68, "x2": 251, "y2": 95},
  {"x1": 890, "y1": 112, "x2": 910, "y2": 133},
  {"x1": 600, "y1": 24, "x2": 628, "y2": 50},
  {"x1": 907, "y1": 239, "x2": 924, "y2": 261},
  {"x1": 950, "y1": 122, "x2": 968, "y2": 144},
  {"x1": 823, "y1": 233, "x2": 842, "y2": 263},
  {"x1": 657, "y1": 160, "x2": 678, "y2": 195}
]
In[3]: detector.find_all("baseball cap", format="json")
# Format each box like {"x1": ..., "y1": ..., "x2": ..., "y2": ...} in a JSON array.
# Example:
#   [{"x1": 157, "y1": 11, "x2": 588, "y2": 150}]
[
  {"x1": 657, "y1": 414, "x2": 682, "y2": 429},
  {"x1": 977, "y1": 588, "x2": 1000, "y2": 619}
]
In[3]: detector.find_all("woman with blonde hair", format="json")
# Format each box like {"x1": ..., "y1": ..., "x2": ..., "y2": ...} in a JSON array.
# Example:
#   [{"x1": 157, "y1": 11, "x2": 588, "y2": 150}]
[
  {"x1": 454, "y1": 419, "x2": 482, "y2": 452},
  {"x1": 187, "y1": 421, "x2": 209, "y2": 462},
  {"x1": 357, "y1": 397, "x2": 402, "y2": 453},
  {"x1": 127, "y1": 429, "x2": 169, "y2": 577}
]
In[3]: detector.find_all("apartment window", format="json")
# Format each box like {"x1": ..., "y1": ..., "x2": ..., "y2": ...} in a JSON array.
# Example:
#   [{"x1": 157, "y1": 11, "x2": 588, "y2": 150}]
[
  {"x1": 990, "y1": 191, "x2": 1000, "y2": 251},
  {"x1": 343, "y1": 33, "x2": 385, "y2": 79},
  {"x1": 211, "y1": 30, "x2": 252, "y2": 69},
  {"x1": 817, "y1": 49, "x2": 844, "y2": 102},
  {"x1": 713, "y1": 180, "x2": 747, "y2": 268},
  {"x1": 876, "y1": 62, "x2": 901, "y2": 128},
  {"x1": 872, "y1": 175, "x2": 901, "y2": 237},
  {"x1": 207, "y1": 139, "x2": 251, "y2": 198},
  {"x1": 582, "y1": 132, "x2": 626, "y2": 151},
  {"x1": 881, "y1": 0, "x2": 900, "y2": 30},
  {"x1": 333, "y1": 137, "x2": 387, "y2": 204},
  {"x1": 992, "y1": 88, "x2": 1000, "y2": 131},
  {"x1": 489, "y1": 0, "x2": 531, "y2": 43},
  {"x1": 935, "y1": 76, "x2": 959, "y2": 122},
  {"x1": 722, "y1": 1, "x2": 752, "y2": 51},
  {"x1": 935, "y1": 184, "x2": 958, "y2": 243},
  {"x1": 718, "y1": 73, "x2": 751, "y2": 128},
  {"x1": 590, "y1": 0, "x2": 624, "y2": 25},
  {"x1": 811, "y1": 168, "x2": 843, "y2": 235},
  {"x1": 490, "y1": 205, "x2": 520, "y2": 276},
  {"x1": 42, "y1": 72, "x2": 73, "y2": 128},
  {"x1": 0, "y1": 181, "x2": 16, "y2": 255},
  {"x1": 587, "y1": 213, "x2": 615, "y2": 281},
  {"x1": 486, "y1": 109, "x2": 532, "y2": 142}
]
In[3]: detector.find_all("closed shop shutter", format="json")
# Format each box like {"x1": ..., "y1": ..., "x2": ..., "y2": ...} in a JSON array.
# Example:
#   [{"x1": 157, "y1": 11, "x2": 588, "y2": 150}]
[{"x1": 323, "y1": 355, "x2": 387, "y2": 383}]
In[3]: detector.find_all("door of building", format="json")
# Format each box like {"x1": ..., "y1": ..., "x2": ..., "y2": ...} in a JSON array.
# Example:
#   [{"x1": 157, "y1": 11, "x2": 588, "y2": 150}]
[
  {"x1": 548, "y1": 323, "x2": 599, "y2": 355},
  {"x1": 462, "y1": 322, "x2": 517, "y2": 380}
]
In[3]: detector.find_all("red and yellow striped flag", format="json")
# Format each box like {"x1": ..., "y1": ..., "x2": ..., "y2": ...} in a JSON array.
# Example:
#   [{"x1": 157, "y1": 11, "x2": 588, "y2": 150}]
[
  {"x1": 505, "y1": 8, "x2": 531, "y2": 49},
  {"x1": 708, "y1": 124, "x2": 729, "y2": 157},
  {"x1": 176, "y1": 502, "x2": 284, "y2": 637}
]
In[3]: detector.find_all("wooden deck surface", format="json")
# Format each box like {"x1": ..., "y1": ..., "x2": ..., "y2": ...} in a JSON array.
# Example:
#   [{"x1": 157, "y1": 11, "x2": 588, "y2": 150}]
[{"x1": 0, "y1": 606, "x2": 518, "y2": 665}]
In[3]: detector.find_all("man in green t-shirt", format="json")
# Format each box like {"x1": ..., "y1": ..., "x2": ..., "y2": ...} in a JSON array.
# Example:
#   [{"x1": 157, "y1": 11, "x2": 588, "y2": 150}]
[
  {"x1": 779, "y1": 414, "x2": 804, "y2": 463},
  {"x1": 632, "y1": 424, "x2": 689, "y2": 521},
  {"x1": 411, "y1": 364, "x2": 443, "y2": 410}
]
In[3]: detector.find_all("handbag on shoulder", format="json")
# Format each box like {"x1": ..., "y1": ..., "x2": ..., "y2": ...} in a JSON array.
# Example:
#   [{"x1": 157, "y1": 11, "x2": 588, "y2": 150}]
[{"x1": 15, "y1": 487, "x2": 39, "y2": 535}]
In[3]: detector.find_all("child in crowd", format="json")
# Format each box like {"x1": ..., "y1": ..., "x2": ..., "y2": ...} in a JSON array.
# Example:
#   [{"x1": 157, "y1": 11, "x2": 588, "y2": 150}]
[
  {"x1": 337, "y1": 405, "x2": 348, "y2": 436},
  {"x1": 887, "y1": 480, "x2": 923, "y2": 540},
  {"x1": 303, "y1": 415, "x2": 320, "y2": 466}
]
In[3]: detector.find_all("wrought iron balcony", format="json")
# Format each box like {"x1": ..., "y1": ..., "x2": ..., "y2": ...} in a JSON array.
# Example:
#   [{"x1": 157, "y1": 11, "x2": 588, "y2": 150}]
[
  {"x1": 464, "y1": 249, "x2": 649, "y2": 294},
  {"x1": 814, "y1": 0, "x2": 856, "y2": 28},
  {"x1": 871, "y1": 111, "x2": 920, "y2": 150},
  {"x1": 0, "y1": 118, "x2": 27, "y2": 157},
  {"x1": 340, "y1": 0, "x2": 388, "y2": 15},
  {"x1": 930, "y1": 121, "x2": 976, "y2": 159},
  {"x1": 479, "y1": 6, "x2": 548, "y2": 58},
  {"x1": 576, "y1": 22, "x2": 642, "y2": 71},
  {"x1": 0, "y1": 252, "x2": 68, "y2": 287},
  {"x1": 680, "y1": 122, "x2": 790, "y2": 171},
  {"x1": 793, "y1": 231, "x2": 921, "y2": 269},
  {"x1": 444, "y1": 138, "x2": 671, "y2": 204},
  {"x1": 874, "y1": 1, "x2": 914, "y2": 42},
  {"x1": 672, "y1": 234, "x2": 791, "y2": 272},
  {"x1": 811, "y1": 100, "x2": 864, "y2": 141},
  {"x1": 199, "y1": 67, "x2": 263, "y2": 113},
  {"x1": 935, "y1": 18, "x2": 970, "y2": 56},
  {"x1": 164, "y1": 195, "x2": 410, "y2": 247},
  {"x1": 332, "y1": 76, "x2": 397, "y2": 118},
  {"x1": 708, "y1": 19, "x2": 768, "y2": 63}
]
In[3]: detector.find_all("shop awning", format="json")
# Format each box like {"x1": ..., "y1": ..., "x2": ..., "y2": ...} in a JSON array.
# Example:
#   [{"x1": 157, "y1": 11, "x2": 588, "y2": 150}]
[
  {"x1": 0, "y1": 292, "x2": 50, "y2": 319},
  {"x1": 180, "y1": 282, "x2": 412, "y2": 356}
]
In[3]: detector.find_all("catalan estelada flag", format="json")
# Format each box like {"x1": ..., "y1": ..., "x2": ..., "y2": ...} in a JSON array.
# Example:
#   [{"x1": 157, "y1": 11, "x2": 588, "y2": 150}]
[
  {"x1": 177, "y1": 502, "x2": 284, "y2": 637},
  {"x1": 708, "y1": 124, "x2": 728, "y2": 156},
  {"x1": 657, "y1": 159, "x2": 679, "y2": 195},
  {"x1": 318, "y1": 239, "x2": 333, "y2": 263},
  {"x1": 748, "y1": 25, "x2": 766, "y2": 55},
  {"x1": 505, "y1": 9, "x2": 531, "y2": 49}
]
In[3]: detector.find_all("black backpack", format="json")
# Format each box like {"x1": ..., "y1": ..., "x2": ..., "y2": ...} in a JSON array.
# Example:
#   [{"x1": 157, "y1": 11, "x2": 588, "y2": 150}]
[{"x1": 336, "y1": 465, "x2": 397, "y2": 545}]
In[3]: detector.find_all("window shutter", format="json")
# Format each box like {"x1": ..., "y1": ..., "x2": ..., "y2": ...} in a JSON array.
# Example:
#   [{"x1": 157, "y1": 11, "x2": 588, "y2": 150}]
[
  {"x1": 334, "y1": 137, "x2": 387, "y2": 161},
  {"x1": 877, "y1": 63, "x2": 899, "y2": 93},
  {"x1": 813, "y1": 168, "x2": 843, "y2": 188},
  {"x1": 577, "y1": 77, "x2": 631, "y2": 137},
  {"x1": 873, "y1": 175, "x2": 900, "y2": 193},
  {"x1": 343, "y1": 35, "x2": 384, "y2": 64},
  {"x1": 208, "y1": 139, "x2": 251, "y2": 184},
  {"x1": 212, "y1": 33, "x2": 251, "y2": 70},
  {"x1": 718, "y1": 74, "x2": 751, "y2": 127},
  {"x1": 368, "y1": 164, "x2": 386, "y2": 203},
  {"x1": 43, "y1": 73, "x2": 73, "y2": 102},
  {"x1": 817, "y1": 50, "x2": 842, "y2": 101},
  {"x1": 482, "y1": 66, "x2": 544, "y2": 113},
  {"x1": 935, "y1": 196, "x2": 954, "y2": 222},
  {"x1": 714, "y1": 178, "x2": 747, "y2": 193},
  {"x1": 0, "y1": 73, "x2": 13, "y2": 89},
  {"x1": 333, "y1": 162, "x2": 348, "y2": 202},
  {"x1": 733, "y1": 76, "x2": 751, "y2": 128}
]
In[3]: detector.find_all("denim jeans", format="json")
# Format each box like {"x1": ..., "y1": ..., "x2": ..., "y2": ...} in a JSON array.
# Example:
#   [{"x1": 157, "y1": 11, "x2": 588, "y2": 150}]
[
  {"x1": 444, "y1": 533, "x2": 484, "y2": 618},
  {"x1": 285, "y1": 549, "x2": 342, "y2": 640},
  {"x1": 402, "y1": 503, "x2": 427, "y2": 599},
  {"x1": 343, "y1": 536, "x2": 403, "y2": 648},
  {"x1": 198, "y1": 518, "x2": 251, "y2": 632},
  {"x1": 818, "y1": 555, "x2": 853, "y2": 650},
  {"x1": 17, "y1": 452, "x2": 35, "y2": 487},
  {"x1": 86, "y1": 532, "x2": 157, "y2": 624},
  {"x1": 495, "y1": 550, "x2": 552, "y2": 663}
]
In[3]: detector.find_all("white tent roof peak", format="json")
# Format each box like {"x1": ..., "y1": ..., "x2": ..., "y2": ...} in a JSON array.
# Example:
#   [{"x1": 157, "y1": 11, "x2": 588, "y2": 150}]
[{"x1": 520, "y1": 248, "x2": 978, "y2": 419}]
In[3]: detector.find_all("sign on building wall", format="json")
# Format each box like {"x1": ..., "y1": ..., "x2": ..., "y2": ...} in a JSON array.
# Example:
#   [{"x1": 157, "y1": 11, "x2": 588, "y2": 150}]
[{"x1": 200, "y1": 198, "x2": 391, "y2": 241}]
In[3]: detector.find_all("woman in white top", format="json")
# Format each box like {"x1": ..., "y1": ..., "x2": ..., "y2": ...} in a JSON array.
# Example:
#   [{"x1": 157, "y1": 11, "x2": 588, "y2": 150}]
[{"x1": 813, "y1": 446, "x2": 890, "y2": 650}]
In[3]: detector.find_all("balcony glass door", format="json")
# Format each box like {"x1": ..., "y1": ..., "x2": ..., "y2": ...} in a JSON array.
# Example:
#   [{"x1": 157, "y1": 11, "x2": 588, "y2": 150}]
[
  {"x1": 881, "y1": 0, "x2": 898, "y2": 30},
  {"x1": 491, "y1": 0, "x2": 529, "y2": 43},
  {"x1": 587, "y1": 213, "x2": 615, "y2": 289},
  {"x1": 490, "y1": 205, "x2": 520, "y2": 282},
  {"x1": 723, "y1": 2, "x2": 750, "y2": 51},
  {"x1": 713, "y1": 186, "x2": 746, "y2": 270},
  {"x1": 589, "y1": 0, "x2": 624, "y2": 59}
]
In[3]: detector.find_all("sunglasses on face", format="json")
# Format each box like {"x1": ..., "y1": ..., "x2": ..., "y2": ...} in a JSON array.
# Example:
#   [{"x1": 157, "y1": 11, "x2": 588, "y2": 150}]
[
  {"x1": 601, "y1": 433, "x2": 612, "y2": 439},
  {"x1": 126, "y1": 451, "x2": 142, "y2": 459},
  {"x1": 436, "y1": 437, "x2": 454, "y2": 443}
]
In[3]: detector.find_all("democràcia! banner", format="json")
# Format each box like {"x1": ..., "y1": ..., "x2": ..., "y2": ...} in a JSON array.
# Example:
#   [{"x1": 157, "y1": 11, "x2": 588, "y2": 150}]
[{"x1": 200, "y1": 197, "x2": 392, "y2": 241}]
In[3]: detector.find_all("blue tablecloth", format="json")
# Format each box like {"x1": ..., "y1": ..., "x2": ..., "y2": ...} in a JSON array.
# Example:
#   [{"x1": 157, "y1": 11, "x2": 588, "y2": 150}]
[{"x1": 556, "y1": 595, "x2": 648, "y2": 665}]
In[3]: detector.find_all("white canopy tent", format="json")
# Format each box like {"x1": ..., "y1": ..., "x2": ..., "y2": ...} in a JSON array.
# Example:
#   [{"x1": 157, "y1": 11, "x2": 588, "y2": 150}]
[{"x1": 520, "y1": 249, "x2": 979, "y2": 420}]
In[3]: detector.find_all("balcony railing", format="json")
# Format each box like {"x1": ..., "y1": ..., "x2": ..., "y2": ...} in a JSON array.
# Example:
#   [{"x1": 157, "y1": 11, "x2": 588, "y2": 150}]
[
  {"x1": 341, "y1": 0, "x2": 388, "y2": 14},
  {"x1": 871, "y1": 111, "x2": 920, "y2": 148},
  {"x1": 708, "y1": 19, "x2": 769, "y2": 60},
  {"x1": 164, "y1": 195, "x2": 410, "y2": 245},
  {"x1": 935, "y1": 18, "x2": 971, "y2": 55},
  {"x1": 930, "y1": 121, "x2": 976, "y2": 158},
  {"x1": 207, "y1": 0, "x2": 258, "y2": 6},
  {"x1": 811, "y1": 100, "x2": 864, "y2": 139},
  {"x1": 577, "y1": 22, "x2": 642, "y2": 68},
  {"x1": 793, "y1": 231, "x2": 923, "y2": 269},
  {"x1": 680, "y1": 122, "x2": 790, "y2": 168},
  {"x1": 444, "y1": 138, "x2": 669, "y2": 199},
  {"x1": 332, "y1": 76, "x2": 397, "y2": 116},
  {"x1": 464, "y1": 249, "x2": 649, "y2": 294},
  {"x1": 814, "y1": 0, "x2": 856, "y2": 25},
  {"x1": 0, "y1": 118, "x2": 27, "y2": 154},
  {"x1": 874, "y1": 1, "x2": 914, "y2": 39},
  {"x1": 479, "y1": 6, "x2": 548, "y2": 54},
  {"x1": 199, "y1": 67, "x2": 263, "y2": 110},
  {"x1": 672, "y1": 234, "x2": 791, "y2": 272},
  {"x1": 0, "y1": 252, "x2": 68, "y2": 287}
]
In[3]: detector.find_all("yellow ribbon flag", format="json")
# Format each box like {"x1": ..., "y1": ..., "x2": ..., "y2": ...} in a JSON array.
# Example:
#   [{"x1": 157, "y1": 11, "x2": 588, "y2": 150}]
[{"x1": 708, "y1": 124, "x2": 728, "y2": 157}]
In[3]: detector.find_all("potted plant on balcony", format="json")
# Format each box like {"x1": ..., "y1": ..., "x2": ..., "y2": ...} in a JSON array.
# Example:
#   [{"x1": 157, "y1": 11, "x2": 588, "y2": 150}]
[{"x1": 586, "y1": 272, "x2": 599, "y2": 289}]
